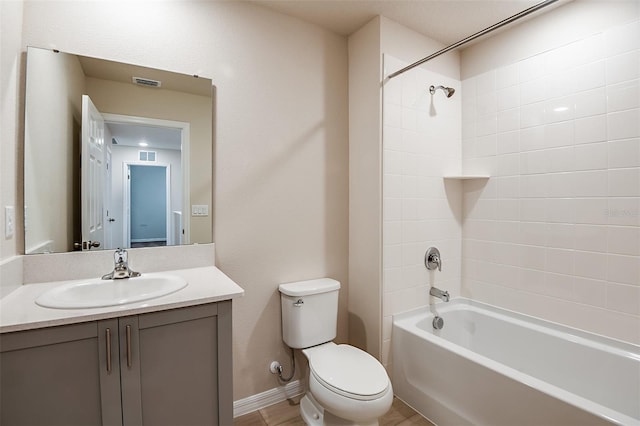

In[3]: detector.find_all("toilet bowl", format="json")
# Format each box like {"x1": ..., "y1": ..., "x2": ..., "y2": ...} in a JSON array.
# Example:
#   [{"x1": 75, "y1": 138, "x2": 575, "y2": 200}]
[
  {"x1": 279, "y1": 278, "x2": 393, "y2": 425},
  {"x1": 304, "y1": 342, "x2": 393, "y2": 424}
]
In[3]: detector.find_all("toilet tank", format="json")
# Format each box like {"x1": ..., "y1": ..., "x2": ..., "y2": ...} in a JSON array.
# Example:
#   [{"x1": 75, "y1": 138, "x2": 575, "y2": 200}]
[{"x1": 279, "y1": 278, "x2": 340, "y2": 349}]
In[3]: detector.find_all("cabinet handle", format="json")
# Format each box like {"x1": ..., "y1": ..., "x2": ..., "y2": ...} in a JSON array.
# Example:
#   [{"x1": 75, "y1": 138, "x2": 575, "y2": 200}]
[
  {"x1": 106, "y1": 328, "x2": 112, "y2": 373},
  {"x1": 126, "y1": 325, "x2": 132, "y2": 368}
]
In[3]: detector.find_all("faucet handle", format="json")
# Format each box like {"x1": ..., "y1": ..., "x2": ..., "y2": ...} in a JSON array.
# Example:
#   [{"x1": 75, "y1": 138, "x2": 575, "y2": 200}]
[
  {"x1": 425, "y1": 247, "x2": 442, "y2": 271},
  {"x1": 115, "y1": 248, "x2": 127, "y2": 264}
]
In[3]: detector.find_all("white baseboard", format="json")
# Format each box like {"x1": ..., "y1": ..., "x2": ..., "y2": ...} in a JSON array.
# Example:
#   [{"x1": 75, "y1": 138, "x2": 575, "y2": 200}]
[{"x1": 233, "y1": 379, "x2": 305, "y2": 418}]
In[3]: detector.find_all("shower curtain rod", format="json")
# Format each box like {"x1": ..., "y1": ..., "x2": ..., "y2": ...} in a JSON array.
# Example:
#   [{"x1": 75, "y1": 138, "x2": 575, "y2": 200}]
[{"x1": 386, "y1": 0, "x2": 560, "y2": 80}]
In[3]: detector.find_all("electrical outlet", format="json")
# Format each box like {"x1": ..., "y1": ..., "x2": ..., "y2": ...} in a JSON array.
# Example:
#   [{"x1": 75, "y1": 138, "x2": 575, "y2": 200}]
[{"x1": 5, "y1": 206, "x2": 15, "y2": 239}]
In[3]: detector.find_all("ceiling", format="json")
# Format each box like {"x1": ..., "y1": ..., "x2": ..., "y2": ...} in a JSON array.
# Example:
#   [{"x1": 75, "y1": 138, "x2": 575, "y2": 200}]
[
  {"x1": 79, "y1": 55, "x2": 212, "y2": 97},
  {"x1": 107, "y1": 122, "x2": 182, "y2": 151},
  {"x1": 246, "y1": 0, "x2": 562, "y2": 46}
]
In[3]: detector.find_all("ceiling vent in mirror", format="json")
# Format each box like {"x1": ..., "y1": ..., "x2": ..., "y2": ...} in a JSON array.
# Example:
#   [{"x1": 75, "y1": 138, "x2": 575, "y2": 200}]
[{"x1": 132, "y1": 76, "x2": 162, "y2": 88}]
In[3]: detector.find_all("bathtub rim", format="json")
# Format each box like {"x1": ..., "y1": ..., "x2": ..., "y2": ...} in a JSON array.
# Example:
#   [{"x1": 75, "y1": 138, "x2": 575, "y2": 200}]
[{"x1": 392, "y1": 297, "x2": 640, "y2": 426}]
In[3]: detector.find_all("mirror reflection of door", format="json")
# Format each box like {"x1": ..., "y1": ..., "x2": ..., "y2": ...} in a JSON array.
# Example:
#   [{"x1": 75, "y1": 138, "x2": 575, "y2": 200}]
[
  {"x1": 80, "y1": 95, "x2": 105, "y2": 250},
  {"x1": 128, "y1": 165, "x2": 169, "y2": 248},
  {"x1": 106, "y1": 118, "x2": 185, "y2": 249}
]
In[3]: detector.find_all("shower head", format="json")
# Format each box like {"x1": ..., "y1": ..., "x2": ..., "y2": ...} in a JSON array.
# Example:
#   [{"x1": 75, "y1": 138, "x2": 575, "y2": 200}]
[{"x1": 429, "y1": 85, "x2": 455, "y2": 98}]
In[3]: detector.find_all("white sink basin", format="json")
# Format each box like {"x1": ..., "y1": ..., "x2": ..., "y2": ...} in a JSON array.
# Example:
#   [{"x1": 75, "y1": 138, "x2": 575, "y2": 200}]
[{"x1": 35, "y1": 274, "x2": 188, "y2": 309}]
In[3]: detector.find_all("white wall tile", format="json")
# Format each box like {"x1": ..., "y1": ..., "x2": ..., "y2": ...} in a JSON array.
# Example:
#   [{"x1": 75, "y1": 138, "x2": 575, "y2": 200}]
[
  {"x1": 497, "y1": 131, "x2": 520, "y2": 155},
  {"x1": 575, "y1": 115, "x2": 607, "y2": 144},
  {"x1": 607, "y1": 198, "x2": 640, "y2": 226},
  {"x1": 545, "y1": 248, "x2": 575, "y2": 276},
  {"x1": 384, "y1": 103, "x2": 402, "y2": 127},
  {"x1": 574, "y1": 250, "x2": 607, "y2": 281},
  {"x1": 574, "y1": 87, "x2": 606, "y2": 119},
  {"x1": 572, "y1": 170, "x2": 608, "y2": 197},
  {"x1": 607, "y1": 79, "x2": 639, "y2": 112},
  {"x1": 606, "y1": 253, "x2": 639, "y2": 285},
  {"x1": 608, "y1": 168, "x2": 640, "y2": 197},
  {"x1": 383, "y1": 56, "x2": 463, "y2": 324},
  {"x1": 574, "y1": 198, "x2": 609, "y2": 225},
  {"x1": 496, "y1": 62, "x2": 519, "y2": 89},
  {"x1": 497, "y1": 109, "x2": 520, "y2": 133},
  {"x1": 520, "y1": 126, "x2": 546, "y2": 151},
  {"x1": 460, "y1": 19, "x2": 640, "y2": 343},
  {"x1": 497, "y1": 153, "x2": 520, "y2": 177},
  {"x1": 604, "y1": 20, "x2": 640, "y2": 57},
  {"x1": 572, "y1": 60, "x2": 605, "y2": 93},
  {"x1": 608, "y1": 138, "x2": 640, "y2": 169},
  {"x1": 573, "y1": 224, "x2": 608, "y2": 252},
  {"x1": 476, "y1": 114, "x2": 497, "y2": 136},
  {"x1": 519, "y1": 199, "x2": 547, "y2": 222},
  {"x1": 546, "y1": 223, "x2": 575, "y2": 249},
  {"x1": 574, "y1": 33, "x2": 606, "y2": 66},
  {"x1": 520, "y1": 102, "x2": 546, "y2": 128},
  {"x1": 497, "y1": 85, "x2": 520, "y2": 111},
  {"x1": 546, "y1": 198, "x2": 575, "y2": 223},
  {"x1": 518, "y1": 54, "x2": 545, "y2": 83},
  {"x1": 520, "y1": 78, "x2": 546, "y2": 105},
  {"x1": 605, "y1": 50, "x2": 639, "y2": 85},
  {"x1": 606, "y1": 283, "x2": 640, "y2": 315},
  {"x1": 572, "y1": 142, "x2": 608, "y2": 171},
  {"x1": 573, "y1": 276, "x2": 607, "y2": 308},
  {"x1": 547, "y1": 147, "x2": 575, "y2": 173},
  {"x1": 544, "y1": 121, "x2": 574, "y2": 148},
  {"x1": 607, "y1": 226, "x2": 640, "y2": 256},
  {"x1": 546, "y1": 68, "x2": 577, "y2": 99},
  {"x1": 607, "y1": 109, "x2": 640, "y2": 141},
  {"x1": 476, "y1": 70, "x2": 496, "y2": 95}
]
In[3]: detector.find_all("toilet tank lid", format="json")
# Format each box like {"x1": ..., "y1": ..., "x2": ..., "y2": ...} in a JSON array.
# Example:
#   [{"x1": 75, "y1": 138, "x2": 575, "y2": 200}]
[{"x1": 279, "y1": 278, "x2": 340, "y2": 297}]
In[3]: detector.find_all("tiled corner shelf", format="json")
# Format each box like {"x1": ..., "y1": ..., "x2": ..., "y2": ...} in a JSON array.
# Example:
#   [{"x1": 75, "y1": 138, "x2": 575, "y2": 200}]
[{"x1": 443, "y1": 175, "x2": 490, "y2": 180}]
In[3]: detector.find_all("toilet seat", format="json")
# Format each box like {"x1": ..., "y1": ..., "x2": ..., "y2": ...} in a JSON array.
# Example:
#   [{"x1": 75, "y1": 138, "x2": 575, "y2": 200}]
[{"x1": 303, "y1": 343, "x2": 390, "y2": 401}]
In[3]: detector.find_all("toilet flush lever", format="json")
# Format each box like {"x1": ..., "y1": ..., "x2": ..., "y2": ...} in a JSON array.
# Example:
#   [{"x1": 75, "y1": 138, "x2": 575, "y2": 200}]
[{"x1": 293, "y1": 299, "x2": 304, "y2": 307}]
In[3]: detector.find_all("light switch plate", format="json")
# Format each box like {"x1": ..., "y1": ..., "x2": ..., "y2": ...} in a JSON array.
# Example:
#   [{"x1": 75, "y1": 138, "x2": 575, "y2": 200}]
[
  {"x1": 191, "y1": 205, "x2": 209, "y2": 216},
  {"x1": 5, "y1": 206, "x2": 15, "y2": 239}
]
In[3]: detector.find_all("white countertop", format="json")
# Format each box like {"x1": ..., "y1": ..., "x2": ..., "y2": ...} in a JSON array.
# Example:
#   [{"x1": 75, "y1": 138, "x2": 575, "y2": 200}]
[{"x1": 0, "y1": 266, "x2": 244, "y2": 333}]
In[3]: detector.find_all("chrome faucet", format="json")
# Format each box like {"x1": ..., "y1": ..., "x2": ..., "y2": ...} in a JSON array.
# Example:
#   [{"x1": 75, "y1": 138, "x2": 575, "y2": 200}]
[
  {"x1": 430, "y1": 287, "x2": 450, "y2": 302},
  {"x1": 425, "y1": 247, "x2": 441, "y2": 271},
  {"x1": 102, "y1": 248, "x2": 141, "y2": 280}
]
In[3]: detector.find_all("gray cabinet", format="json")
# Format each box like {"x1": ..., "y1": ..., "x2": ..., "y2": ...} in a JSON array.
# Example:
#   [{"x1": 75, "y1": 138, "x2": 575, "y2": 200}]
[{"x1": 0, "y1": 301, "x2": 233, "y2": 426}]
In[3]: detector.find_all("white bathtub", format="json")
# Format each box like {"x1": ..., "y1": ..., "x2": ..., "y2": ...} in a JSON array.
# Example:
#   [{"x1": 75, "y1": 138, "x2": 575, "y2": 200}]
[{"x1": 392, "y1": 298, "x2": 640, "y2": 426}]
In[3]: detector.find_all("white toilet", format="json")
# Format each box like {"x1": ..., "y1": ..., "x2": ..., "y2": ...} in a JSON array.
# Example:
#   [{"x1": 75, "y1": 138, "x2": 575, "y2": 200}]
[{"x1": 279, "y1": 278, "x2": 393, "y2": 426}]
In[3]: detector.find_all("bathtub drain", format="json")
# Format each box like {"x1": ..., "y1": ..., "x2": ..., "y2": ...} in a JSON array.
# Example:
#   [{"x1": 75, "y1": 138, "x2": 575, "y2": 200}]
[{"x1": 432, "y1": 316, "x2": 444, "y2": 330}]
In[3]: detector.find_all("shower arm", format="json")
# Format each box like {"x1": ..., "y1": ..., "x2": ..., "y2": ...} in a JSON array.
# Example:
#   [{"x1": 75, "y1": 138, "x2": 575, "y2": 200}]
[{"x1": 386, "y1": 0, "x2": 560, "y2": 80}]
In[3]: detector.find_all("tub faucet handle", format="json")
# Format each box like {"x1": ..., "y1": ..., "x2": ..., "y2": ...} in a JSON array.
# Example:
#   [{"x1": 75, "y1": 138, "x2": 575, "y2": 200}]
[{"x1": 425, "y1": 247, "x2": 442, "y2": 271}]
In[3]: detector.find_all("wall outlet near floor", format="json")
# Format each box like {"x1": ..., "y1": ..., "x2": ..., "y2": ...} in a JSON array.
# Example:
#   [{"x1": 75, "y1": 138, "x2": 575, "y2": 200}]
[
  {"x1": 191, "y1": 205, "x2": 209, "y2": 216},
  {"x1": 5, "y1": 206, "x2": 15, "y2": 239}
]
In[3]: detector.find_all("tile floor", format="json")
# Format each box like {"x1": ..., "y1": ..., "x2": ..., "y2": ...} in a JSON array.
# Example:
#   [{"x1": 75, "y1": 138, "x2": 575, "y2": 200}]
[{"x1": 234, "y1": 396, "x2": 434, "y2": 426}]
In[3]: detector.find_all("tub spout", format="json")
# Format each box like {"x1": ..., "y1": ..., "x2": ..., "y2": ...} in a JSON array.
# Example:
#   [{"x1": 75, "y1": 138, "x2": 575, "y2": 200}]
[{"x1": 430, "y1": 287, "x2": 450, "y2": 302}]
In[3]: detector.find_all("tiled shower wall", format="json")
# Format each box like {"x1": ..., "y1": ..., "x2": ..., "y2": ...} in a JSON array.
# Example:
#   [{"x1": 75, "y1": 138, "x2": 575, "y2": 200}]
[
  {"x1": 382, "y1": 55, "x2": 462, "y2": 365},
  {"x1": 461, "y1": 19, "x2": 640, "y2": 344}
]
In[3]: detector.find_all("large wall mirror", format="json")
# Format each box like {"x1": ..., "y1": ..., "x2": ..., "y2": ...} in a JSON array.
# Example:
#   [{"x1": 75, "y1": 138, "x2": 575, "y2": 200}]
[{"x1": 24, "y1": 46, "x2": 213, "y2": 254}]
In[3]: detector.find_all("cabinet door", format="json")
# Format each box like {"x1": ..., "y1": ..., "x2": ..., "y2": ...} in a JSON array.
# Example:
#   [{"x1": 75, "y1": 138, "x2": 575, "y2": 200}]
[
  {"x1": 98, "y1": 319, "x2": 124, "y2": 426},
  {"x1": 0, "y1": 322, "x2": 105, "y2": 426},
  {"x1": 119, "y1": 302, "x2": 232, "y2": 426}
]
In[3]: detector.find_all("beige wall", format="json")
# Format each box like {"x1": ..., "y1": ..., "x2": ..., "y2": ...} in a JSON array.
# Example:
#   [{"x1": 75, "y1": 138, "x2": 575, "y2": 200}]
[
  {"x1": 24, "y1": 47, "x2": 84, "y2": 253},
  {"x1": 86, "y1": 77, "x2": 212, "y2": 243},
  {"x1": 0, "y1": 0, "x2": 24, "y2": 259},
  {"x1": 8, "y1": 0, "x2": 349, "y2": 401},
  {"x1": 348, "y1": 16, "x2": 383, "y2": 359}
]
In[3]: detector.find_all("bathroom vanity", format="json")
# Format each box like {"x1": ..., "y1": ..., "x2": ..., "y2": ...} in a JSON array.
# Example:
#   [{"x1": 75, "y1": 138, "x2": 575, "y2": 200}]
[{"x1": 0, "y1": 265, "x2": 243, "y2": 426}]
